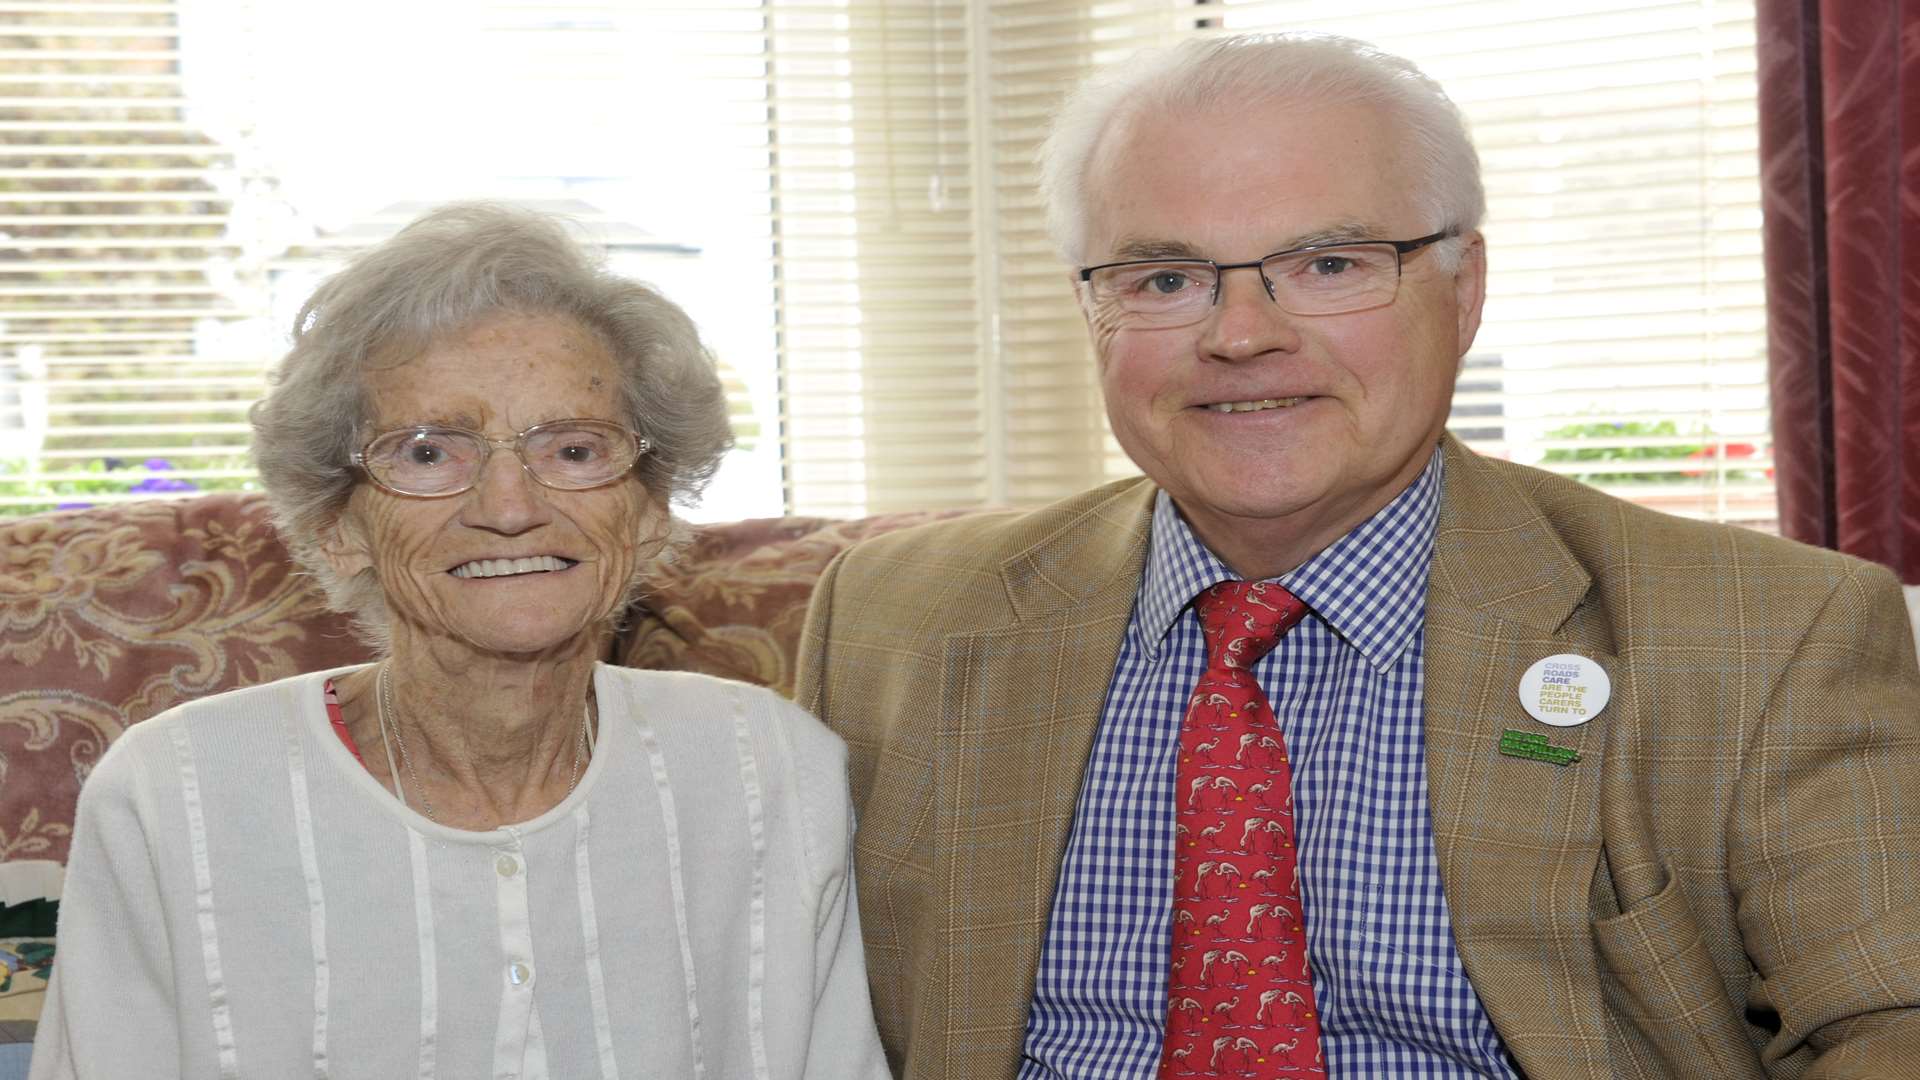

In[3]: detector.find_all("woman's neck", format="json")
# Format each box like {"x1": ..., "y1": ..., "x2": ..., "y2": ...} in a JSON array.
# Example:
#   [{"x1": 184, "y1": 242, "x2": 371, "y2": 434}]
[{"x1": 336, "y1": 629, "x2": 608, "y2": 829}]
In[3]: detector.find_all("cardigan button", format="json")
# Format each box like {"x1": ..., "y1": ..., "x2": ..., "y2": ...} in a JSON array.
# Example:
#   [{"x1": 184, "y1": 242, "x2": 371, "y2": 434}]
[{"x1": 496, "y1": 854, "x2": 520, "y2": 878}]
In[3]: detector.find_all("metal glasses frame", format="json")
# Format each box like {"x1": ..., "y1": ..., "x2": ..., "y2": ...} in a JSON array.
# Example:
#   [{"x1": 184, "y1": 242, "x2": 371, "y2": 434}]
[
  {"x1": 1077, "y1": 227, "x2": 1459, "y2": 320},
  {"x1": 351, "y1": 417, "x2": 651, "y2": 498}
]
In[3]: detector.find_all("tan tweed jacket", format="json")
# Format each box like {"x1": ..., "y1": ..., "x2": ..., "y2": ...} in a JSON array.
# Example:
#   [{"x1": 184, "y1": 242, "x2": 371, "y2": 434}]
[{"x1": 797, "y1": 436, "x2": 1920, "y2": 1079}]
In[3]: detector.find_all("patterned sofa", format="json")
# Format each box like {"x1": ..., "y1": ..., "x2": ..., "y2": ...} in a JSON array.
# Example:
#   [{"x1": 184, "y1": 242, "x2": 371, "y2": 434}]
[{"x1": 0, "y1": 492, "x2": 947, "y2": 1040}]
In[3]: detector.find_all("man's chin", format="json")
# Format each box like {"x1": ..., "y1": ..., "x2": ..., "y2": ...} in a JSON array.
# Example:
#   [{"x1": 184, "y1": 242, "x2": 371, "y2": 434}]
[{"x1": 1165, "y1": 483, "x2": 1329, "y2": 532}]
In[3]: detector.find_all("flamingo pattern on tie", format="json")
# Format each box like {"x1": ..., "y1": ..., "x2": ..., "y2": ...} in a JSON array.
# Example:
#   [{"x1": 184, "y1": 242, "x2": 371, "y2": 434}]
[{"x1": 1159, "y1": 580, "x2": 1324, "y2": 1078}]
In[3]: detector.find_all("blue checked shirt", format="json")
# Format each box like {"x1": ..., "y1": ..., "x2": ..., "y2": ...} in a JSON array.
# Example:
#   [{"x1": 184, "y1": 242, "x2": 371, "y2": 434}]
[{"x1": 1019, "y1": 450, "x2": 1517, "y2": 1078}]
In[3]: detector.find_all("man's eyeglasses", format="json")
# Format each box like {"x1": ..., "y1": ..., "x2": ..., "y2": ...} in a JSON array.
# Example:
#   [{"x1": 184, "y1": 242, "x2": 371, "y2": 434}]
[
  {"x1": 1078, "y1": 228, "x2": 1458, "y2": 328},
  {"x1": 352, "y1": 418, "x2": 650, "y2": 497}
]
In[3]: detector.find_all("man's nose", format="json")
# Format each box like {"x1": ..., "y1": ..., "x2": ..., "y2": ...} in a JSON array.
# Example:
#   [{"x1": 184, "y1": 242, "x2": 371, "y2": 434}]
[{"x1": 1199, "y1": 266, "x2": 1301, "y2": 361}]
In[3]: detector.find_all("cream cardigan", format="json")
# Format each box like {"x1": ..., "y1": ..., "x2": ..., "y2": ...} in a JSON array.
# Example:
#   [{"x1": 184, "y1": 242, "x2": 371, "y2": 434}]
[{"x1": 30, "y1": 664, "x2": 889, "y2": 1080}]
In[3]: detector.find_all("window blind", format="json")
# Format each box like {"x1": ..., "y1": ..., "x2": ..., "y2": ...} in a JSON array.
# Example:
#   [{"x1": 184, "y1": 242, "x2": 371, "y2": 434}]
[
  {"x1": 770, "y1": 0, "x2": 1205, "y2": 516},
  {"x1": 0, "y1": 0, "x2": 264, "y2": 511},
  {"x1": 3, "y1": 0, "x2": 1770, "y2": 530},
  {"x1": 1203, "y1": 0, "x2": 1772, "y2": 528},
  {"x1": 0, "y1": 1, "x2": 785, "y2": 517},
  {"x1": 770, "y1": 0, "x2": 1771, "y2": 526}
]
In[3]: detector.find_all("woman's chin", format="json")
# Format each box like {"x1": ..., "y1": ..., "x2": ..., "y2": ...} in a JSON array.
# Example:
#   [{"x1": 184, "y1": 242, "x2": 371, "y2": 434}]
[
  {"x1": 456, "y1": 622, "x2": 602, "y2": 659},
  {"x1": 390, "y1": 612, "x2": 603, "y2": 662}
]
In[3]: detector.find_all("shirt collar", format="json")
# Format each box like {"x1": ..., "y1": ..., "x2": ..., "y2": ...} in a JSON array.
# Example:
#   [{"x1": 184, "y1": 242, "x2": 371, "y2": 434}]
[{"x1": 1136, "y1": 446, "x2": 1444, "y2": 670}]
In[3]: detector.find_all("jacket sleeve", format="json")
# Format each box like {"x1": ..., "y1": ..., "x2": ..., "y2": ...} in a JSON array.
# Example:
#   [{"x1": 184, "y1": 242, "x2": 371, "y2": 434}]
[
  {"x1": 1733, "y1": 562, "x2": 1920, "y2": 1077},
  {"x1": 30, "y1": 732, "x2": 182, "y2": 1080},
  {"x1": 794, "y1": 546, "x2": 844, "y2": 725}
]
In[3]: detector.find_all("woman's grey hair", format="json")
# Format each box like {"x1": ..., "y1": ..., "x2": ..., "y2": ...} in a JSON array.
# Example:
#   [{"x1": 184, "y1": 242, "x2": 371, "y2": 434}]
[
  {"x1": 1039, "y1": 32, "x2": 1485, "y2": 269},
  {"x1": 250, "y1": 201, "x2": 733, "y2": 644}
]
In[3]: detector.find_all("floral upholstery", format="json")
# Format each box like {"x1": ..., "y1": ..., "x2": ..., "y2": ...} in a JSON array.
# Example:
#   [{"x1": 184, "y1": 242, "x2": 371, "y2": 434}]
[
  {"x1": 614, "y1": 513, "x2": 965, "y2": 698},
  {"x1": 0, "y1": 491, "x2": 957, "y2": 1030}
]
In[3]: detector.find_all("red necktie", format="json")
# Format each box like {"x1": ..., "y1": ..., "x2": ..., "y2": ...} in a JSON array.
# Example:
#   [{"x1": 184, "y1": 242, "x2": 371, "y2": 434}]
[{"x1": 1160, "y1": 581, "x2": 1324, "y2": 1078}]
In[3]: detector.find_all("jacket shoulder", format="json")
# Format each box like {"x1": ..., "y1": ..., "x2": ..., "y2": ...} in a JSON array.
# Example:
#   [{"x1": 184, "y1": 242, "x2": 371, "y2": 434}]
[
  {"x1": 803, "y1": 476, "x2": 1153, "y2": 664},
  {"x1": 1458, "y1": 453, "x2": 1905, "y2": 660},
  {"x1": 1481, "y1": 453, "x2": 1888, "y2": 577},
  {"x1": 833, "y1": 475, "x2": 1154, "y2": 576}
]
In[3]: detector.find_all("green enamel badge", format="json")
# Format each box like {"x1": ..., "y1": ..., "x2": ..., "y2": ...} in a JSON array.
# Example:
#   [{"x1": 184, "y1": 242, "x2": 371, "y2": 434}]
[{"x1": 1498, "y1": 728, "x2": 1580, "y2": 767}]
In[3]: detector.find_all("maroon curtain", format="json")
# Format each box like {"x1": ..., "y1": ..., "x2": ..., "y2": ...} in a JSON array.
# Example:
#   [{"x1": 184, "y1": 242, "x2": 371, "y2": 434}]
[{"x1": 1757, "y1": 0, "x2": 1920, "y2": 583}]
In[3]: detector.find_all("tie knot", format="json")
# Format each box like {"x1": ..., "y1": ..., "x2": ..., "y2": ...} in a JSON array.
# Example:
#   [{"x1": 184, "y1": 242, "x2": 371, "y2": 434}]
[{"x1": 1194, "y1": 581, "x2": 1307, "y2": 670}]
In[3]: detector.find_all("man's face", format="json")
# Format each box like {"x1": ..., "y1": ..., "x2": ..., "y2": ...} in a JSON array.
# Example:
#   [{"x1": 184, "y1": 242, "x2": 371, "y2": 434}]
[{"x1": 1081, "y1": 96, "x2": 1485, "y2": 572}]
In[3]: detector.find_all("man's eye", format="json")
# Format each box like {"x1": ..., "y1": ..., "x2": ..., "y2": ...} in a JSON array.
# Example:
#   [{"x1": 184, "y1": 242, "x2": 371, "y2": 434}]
[
  {"x1": 1143, "y1": 270, "x2": 1196, "y2": 295},
  {"x1": 1307, "y1": 255, "x2": 1355, "y2": 276}
]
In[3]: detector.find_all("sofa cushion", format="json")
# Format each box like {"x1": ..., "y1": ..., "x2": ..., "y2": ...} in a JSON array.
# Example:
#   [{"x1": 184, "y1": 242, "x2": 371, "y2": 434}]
[
  {"x1": 1, "y1": 495, "x2": 369, "y2": 869},
  {"x1": 0, "y1": 493, "x2": 956, "y2": 869},
  {"x1": 617, "y1": 509, "x2": 966, "y2": 697}
]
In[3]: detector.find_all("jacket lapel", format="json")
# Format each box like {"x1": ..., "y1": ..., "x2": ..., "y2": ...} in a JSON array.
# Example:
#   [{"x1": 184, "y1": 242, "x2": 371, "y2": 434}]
[
  {"x1": 930, "y1": 480, "x2": 1157, "y2": 1072},
  {"x1": 919, "y1": 447, "x2": 1629, "y2": 1074},
  {"x1": 1423, "y1": 437, "x2": 1619, "y2": 1077}
]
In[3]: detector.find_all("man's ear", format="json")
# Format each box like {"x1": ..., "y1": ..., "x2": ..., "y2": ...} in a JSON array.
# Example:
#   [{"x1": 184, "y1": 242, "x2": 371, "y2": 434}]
[
  {"x1": 1070, "y1": 268, "x2": 1093, "y2": 316},
  {"x1": 1453, "y1": 230, "x2": 1488, "y2": 357},
  {"x1": 1072, "y1": 270, "x2": 1113, "y2": 359},
  {"x1": 315, "y1": 506, "x2": 373, "y2": 580}
]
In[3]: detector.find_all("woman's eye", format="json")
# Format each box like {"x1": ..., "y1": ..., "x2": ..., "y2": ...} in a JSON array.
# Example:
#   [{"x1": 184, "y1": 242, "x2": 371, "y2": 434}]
[
  {"x1": 558, "y1": 443, "x2": 598, "y2": 463},
  {"x1": 406, "y1": 442, "x2": 446, "y2": 465}
]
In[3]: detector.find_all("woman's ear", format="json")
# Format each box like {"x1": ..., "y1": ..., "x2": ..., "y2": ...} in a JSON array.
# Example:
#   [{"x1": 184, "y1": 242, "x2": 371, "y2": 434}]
[{"x1": 315, "y1": 505, "x2": 374, "y2": 580}]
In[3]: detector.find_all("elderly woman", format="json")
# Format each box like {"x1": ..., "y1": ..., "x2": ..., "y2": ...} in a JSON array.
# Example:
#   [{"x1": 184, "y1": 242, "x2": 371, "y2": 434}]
[{"x1": 31, "y1": 204, "x2": 888, "y2": 1079}]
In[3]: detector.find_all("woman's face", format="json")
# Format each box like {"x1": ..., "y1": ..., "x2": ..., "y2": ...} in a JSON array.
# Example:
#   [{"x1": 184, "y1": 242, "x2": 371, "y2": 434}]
[{"x1": 323, "y1": 311, "x2": 660, "y2": 658}]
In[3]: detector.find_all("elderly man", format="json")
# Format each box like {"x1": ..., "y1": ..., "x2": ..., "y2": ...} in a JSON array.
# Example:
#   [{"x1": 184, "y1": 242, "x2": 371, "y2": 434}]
[{"x1": 798, "y1": 33, "x2": 1920, "y2": 1079}]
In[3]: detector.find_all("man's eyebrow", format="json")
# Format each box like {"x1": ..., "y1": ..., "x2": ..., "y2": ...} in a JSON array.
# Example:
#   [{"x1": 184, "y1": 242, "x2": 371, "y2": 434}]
[
  {"x1": 1100, "y1": 222, "x2": 1388, "y2": 263},
  {"x1": 1273, "y1": 222, "x2": 1380, "y2": 250},
  {"x1": 1104, "y1": 237, "x2": 1209, "y2": 261}
]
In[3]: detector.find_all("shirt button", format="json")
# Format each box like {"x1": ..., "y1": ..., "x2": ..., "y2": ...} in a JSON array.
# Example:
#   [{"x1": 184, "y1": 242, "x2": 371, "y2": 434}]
[
  {"x1": 508, "y1": 961, "x2": 533, "y2": 987},
  {"x1": 496, "y1": 854, "x2": 520, "y2": 878}
]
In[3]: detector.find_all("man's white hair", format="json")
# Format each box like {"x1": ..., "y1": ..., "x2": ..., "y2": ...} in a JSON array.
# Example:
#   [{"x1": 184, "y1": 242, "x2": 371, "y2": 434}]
[{"x1": 1038, "y1": 32, "x2": 1485, "y2": 268}]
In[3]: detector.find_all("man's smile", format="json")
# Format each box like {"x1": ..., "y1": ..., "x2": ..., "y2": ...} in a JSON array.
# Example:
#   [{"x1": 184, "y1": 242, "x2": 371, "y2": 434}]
[{"x1": 1202, "y1": 397, "x2": 1309, "y2": 414}]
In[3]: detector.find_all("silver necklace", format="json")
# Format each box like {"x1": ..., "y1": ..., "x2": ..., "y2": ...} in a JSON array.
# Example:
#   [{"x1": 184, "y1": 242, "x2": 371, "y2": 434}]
[{"x1": 375, "y1": 662, "x2": 590, "y2": 825}]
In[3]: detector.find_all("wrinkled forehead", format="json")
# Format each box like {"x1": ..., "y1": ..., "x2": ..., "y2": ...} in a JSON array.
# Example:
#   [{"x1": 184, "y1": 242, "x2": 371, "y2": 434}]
[
  {"x1": 1081, "y1": 95, "x2": 1418, "y2": 262},
  {"x1": 359, "y1": 311, "x2": 626, "y2": 433}
]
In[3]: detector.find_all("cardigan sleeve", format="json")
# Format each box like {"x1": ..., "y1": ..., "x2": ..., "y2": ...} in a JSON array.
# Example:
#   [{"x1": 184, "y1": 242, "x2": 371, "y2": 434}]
[
  {"x1": 802, "y1": 796, "x2": 891, "y2": 1080},
  {"x1": 757, "y1": 690, "x2": 891, "y2": 1080},
  {"x1": 30, "y1": 729, "x2": 184, "y2": 1080}
]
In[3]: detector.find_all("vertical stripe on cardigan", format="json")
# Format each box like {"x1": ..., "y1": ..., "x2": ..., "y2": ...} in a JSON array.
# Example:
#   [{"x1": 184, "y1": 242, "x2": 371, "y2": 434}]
[
  {"x1": 170, "y1": 722, "x2": 242, "y2": 1080},
  {"x1": 280, "y1": 716, "x2": 332, "y2": 1078},
  {"x1": 573, "y1": 803, "x2": 620, "y2": 1078},
  {"x1": 729, "y1": 686, "x2": 773, "y2": 1080}
]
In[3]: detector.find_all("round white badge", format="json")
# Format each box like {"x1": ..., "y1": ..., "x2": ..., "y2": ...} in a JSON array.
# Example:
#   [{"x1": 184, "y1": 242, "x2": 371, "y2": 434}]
[{"x1": 1518, "y1": 653, "x2": 1611, "y2": 728}]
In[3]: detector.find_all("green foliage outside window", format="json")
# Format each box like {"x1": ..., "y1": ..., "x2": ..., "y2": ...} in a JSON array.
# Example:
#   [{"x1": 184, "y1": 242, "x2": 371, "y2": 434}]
[
  {"x1": 0, "y1": 456, "x2": 254, "y2": 516},
  {"x1": 1539, "y1": 420, "x2": 1765, "y2": 484}
]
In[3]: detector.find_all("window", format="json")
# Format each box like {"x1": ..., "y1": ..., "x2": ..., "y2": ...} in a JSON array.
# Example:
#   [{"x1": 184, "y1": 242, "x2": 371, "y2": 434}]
[
  {"x1": 2, "y1": 0, "x2": 783, "y2": 520},
  {"x1": 769, "y1": 0, "x2": 1771, "y2": 525},
  {"x1": 2, "y1": 0, "x2": 1770, "y2": 530},
  {"x1": 1207, "y1": 1, "x2": 1771, "y2": 529}
]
